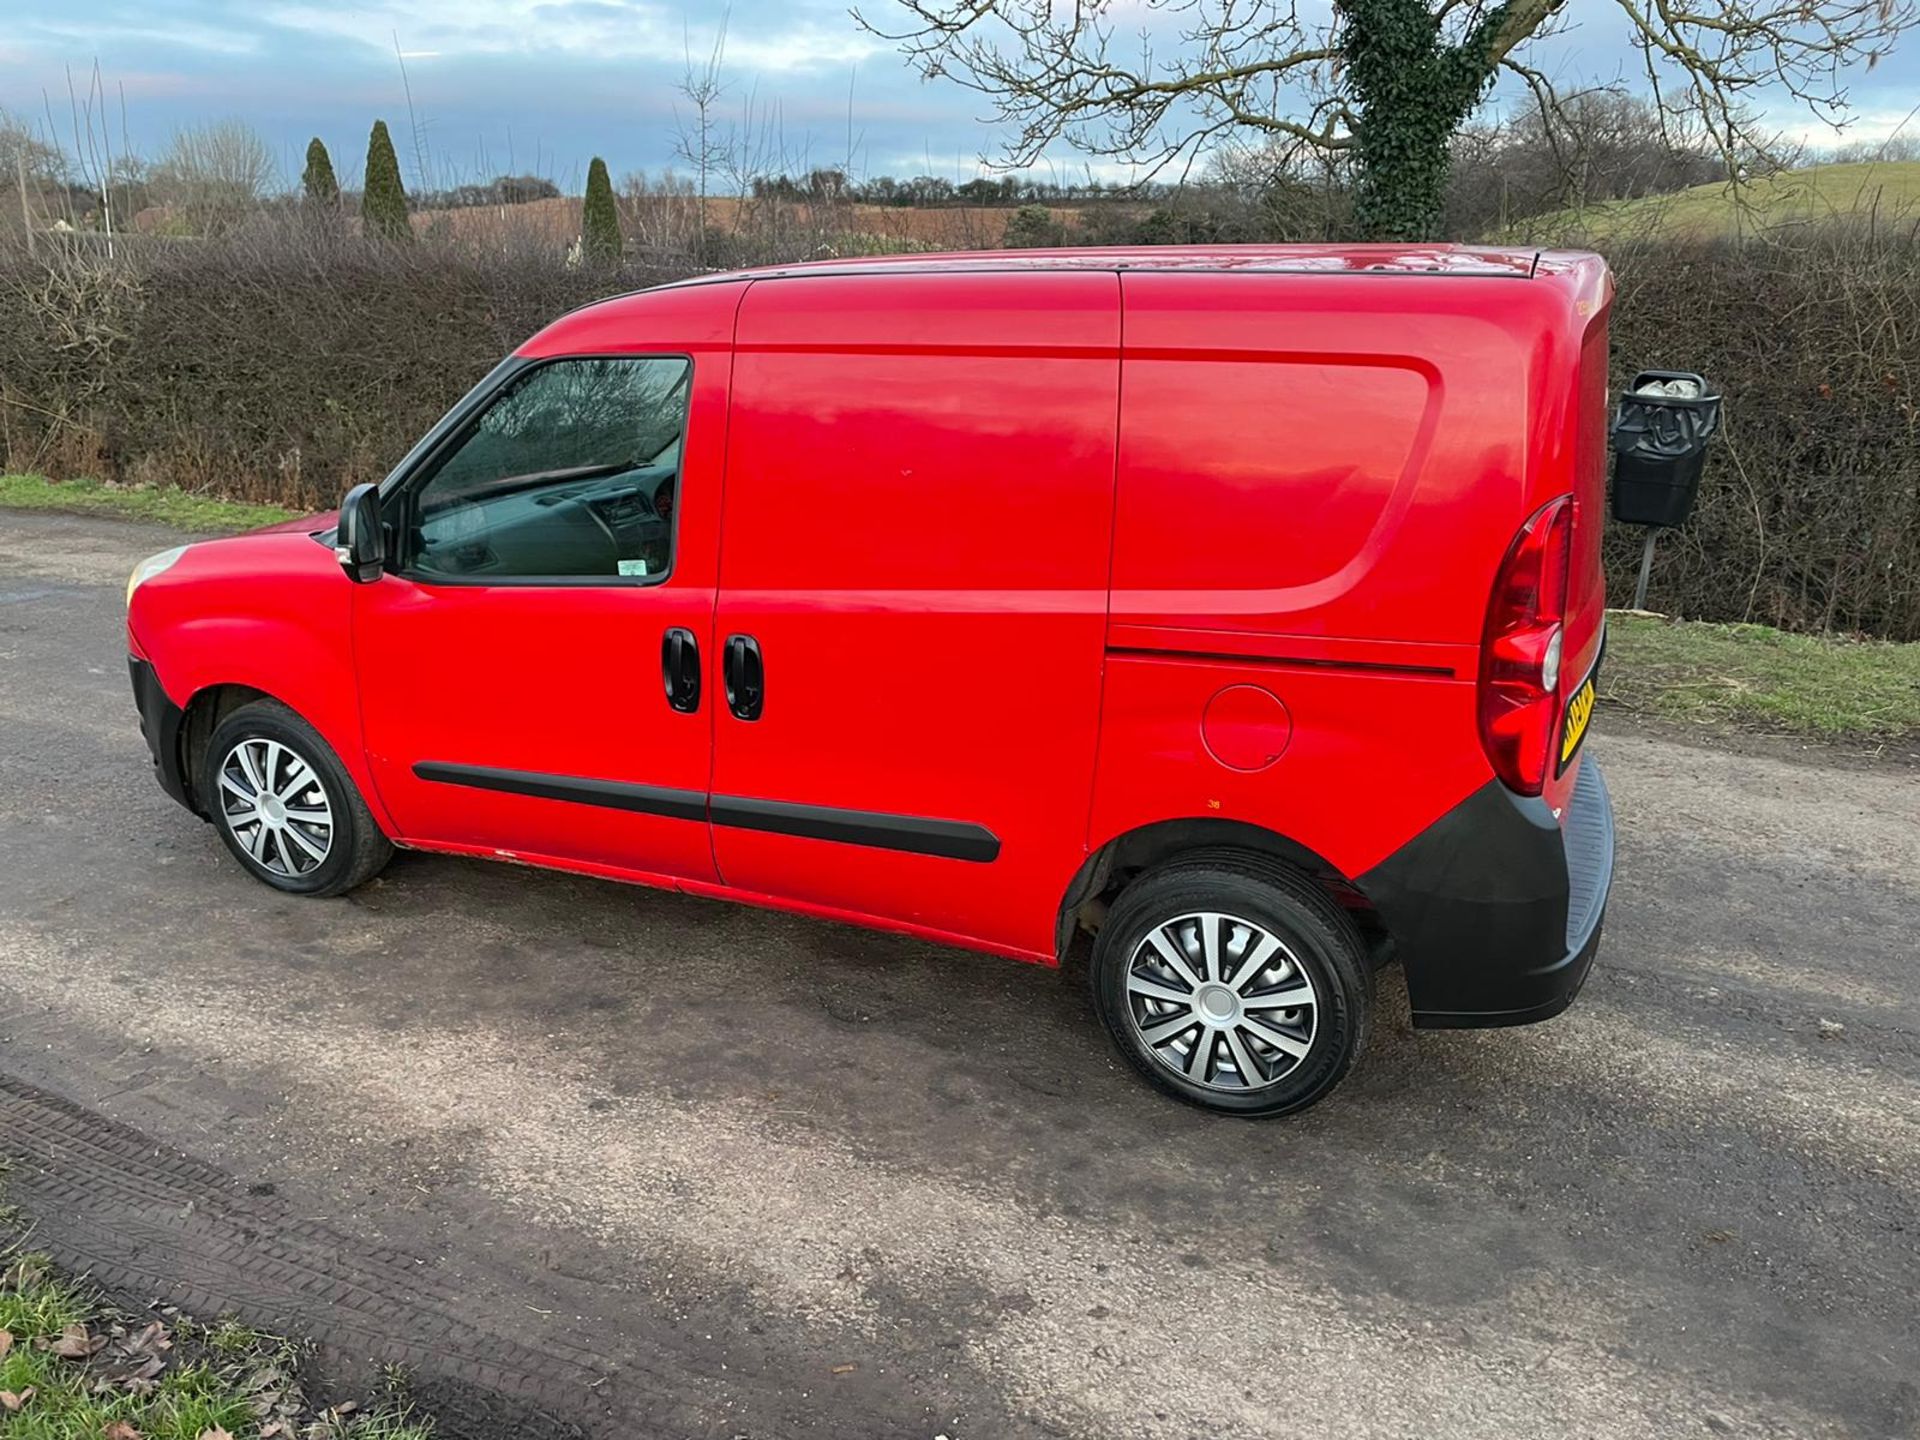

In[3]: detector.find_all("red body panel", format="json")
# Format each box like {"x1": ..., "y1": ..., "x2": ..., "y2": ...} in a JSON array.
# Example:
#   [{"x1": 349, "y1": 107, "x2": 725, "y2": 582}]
[
  {"x1": 708, "y1": 271, "x2": 1119, "y2": 956},
  {"x1": 350, "y1": 282, "x2": 742, "y2": 881},
  {"x1": 128, "y1": 532, "x2": 392, "y2": 831},
  {"x1": 1090, "y1": 262, "x2": 1610, "y2": 869},
  {"x1": 127, "y1": 244, "x2": 1614, "y2": 969}
]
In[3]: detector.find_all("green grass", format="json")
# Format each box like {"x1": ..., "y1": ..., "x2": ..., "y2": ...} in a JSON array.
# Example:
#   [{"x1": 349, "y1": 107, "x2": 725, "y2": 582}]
[
  {"x1": 0, "y1": 1252, "x2": 435, "y2": 1440},
  {"x1": 0, "y1": 474, "x2": 297, "y2": 534},
  {"x1": 1601, "y1": 612, "x2": 1920, "y2": 744},
  {"x1": 1503, "y1": 159, "x2": 1920, "y2": 241}
]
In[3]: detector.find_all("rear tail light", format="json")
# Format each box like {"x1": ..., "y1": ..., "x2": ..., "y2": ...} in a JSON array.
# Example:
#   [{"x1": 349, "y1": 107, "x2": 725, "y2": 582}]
[{"x1": 1477, "y1": 497, "x2": 1574, "y2": 796}]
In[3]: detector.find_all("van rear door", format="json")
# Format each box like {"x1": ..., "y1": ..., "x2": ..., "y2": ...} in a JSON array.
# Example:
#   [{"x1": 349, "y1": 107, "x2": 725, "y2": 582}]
[{"x1": 706, "y1": 271, "x2": 1120, "y2": 957}]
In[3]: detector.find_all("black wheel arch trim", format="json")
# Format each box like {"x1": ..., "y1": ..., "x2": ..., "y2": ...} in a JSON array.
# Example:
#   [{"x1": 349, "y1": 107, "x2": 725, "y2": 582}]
[{"x1": 412, "y1": 761, "x2": 1001, "y2": 863}]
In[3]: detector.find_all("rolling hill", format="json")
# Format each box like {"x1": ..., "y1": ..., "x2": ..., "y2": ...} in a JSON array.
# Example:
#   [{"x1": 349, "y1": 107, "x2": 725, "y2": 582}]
[{"x1": 1504, "y1": 160, "x2": 1920, "y2": 241}]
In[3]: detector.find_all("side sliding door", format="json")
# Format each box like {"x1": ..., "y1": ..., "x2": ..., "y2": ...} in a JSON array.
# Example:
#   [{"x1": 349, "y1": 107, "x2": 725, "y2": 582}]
[{"x1": 705, "y1": 271, "x2": 1121, "y2": 957}]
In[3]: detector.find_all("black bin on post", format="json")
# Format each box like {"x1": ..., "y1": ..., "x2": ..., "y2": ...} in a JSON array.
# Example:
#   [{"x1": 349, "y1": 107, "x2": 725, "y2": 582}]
[
  {"x1": 1610, "y1": 370, "x2": 1721, "y2": 527},
  {"x1": 1610, "y1": 370, "x2": 1721, "y2": 610}
]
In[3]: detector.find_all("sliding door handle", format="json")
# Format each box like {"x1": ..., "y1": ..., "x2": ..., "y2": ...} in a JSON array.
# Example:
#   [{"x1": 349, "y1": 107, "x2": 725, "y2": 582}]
[
  {"x1": 723, "y1": 633, "x2": 764, "y2": 721},
  {"x1": 661, "y1": 627, "x2": 701, "y2": 713}
]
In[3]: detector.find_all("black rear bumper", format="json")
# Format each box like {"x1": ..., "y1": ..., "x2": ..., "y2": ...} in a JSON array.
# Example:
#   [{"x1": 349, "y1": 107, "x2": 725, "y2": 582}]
[
  {"x1": 1358, "y1": 759, "x2": 1613, "y2": 1028},
  {"x1": 129, "y1": 656, "x2": 199, "y2": 815}
]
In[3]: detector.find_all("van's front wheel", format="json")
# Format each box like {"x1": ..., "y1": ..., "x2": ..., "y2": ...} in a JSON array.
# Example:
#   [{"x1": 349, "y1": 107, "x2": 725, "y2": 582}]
[
  {"x1": 200, "y1": 699, "x2": 392, "y2": 897},
  {"x1": 1091, "y1": 859, "x2": 1371, "y2": 1117}
]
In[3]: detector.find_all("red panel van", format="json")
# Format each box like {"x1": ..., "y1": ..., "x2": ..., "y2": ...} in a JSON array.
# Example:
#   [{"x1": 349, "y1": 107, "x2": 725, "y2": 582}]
[{"x1": 126, "y1": 245, "x2": 1615, "y2": 1116}]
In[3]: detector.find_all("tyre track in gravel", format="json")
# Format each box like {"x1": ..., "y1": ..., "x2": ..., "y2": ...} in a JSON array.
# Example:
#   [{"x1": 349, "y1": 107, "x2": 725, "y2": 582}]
[{"x1": 0, "y1": 1078, "x2": 598, "y2": 1438}]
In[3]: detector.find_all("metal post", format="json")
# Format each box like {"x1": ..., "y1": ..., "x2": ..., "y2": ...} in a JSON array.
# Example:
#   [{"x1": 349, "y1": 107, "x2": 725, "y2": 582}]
[
  {"x1": 16, "y1": 152, "x2": 33, "y2": 259},
  {"x1": 1632, "y1": 527, "x2": 1658, "y2": 612}
]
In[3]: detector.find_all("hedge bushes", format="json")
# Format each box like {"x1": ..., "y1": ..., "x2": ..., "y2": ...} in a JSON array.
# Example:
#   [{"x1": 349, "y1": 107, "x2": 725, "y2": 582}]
[
  {"x1": 1601, "y1": 224, "x2": 1918, "y2": 640},
  {"x1": 0, "y1": 224, "x2": 680, "y2": 507},
  {"x1": 1, "y1": 218, "x2": 1914, "y2": 637}
]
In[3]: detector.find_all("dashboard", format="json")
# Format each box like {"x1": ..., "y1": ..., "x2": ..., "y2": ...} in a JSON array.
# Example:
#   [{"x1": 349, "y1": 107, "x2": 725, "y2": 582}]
[{"x1": 409, "y1": 464, "x2": 677, "y2": 582}]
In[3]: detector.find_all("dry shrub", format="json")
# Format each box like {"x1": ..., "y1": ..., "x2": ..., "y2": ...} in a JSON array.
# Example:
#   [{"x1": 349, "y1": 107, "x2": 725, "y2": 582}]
[{"x1": 0, "y1": 215, "x2": 686, "y2": 511}]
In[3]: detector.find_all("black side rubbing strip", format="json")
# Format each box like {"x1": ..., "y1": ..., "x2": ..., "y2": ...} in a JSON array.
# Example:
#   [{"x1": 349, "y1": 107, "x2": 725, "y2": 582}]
[
  {"x1": 413, "y1": 763, "x2": 708, "y2": 823},
  {"x1": 1106, "y1": 645, "x2": 1454, "y2": 679},
  {"x1": 709, "y1": 794, "x2": 1000, "y2": 863},
  {"x1": 413, "y1": 763, "x2": 1001, "y2": 863}
]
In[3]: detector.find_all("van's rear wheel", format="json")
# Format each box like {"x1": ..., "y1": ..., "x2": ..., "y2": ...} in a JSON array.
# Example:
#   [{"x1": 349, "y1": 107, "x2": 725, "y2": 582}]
[
  {"x1": 1091, "y1": 858, "x2": 1370, "y2": 1117},
  {"x1": 200, "y1": 699, "x2": 392, "y2": 897}
]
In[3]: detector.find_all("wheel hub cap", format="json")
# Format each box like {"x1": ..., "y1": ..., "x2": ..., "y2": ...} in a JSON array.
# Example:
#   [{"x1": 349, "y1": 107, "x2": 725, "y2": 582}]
[
  {"x1": 218, "y1": 737, "x2": 334, "y2": 879},
  {"x1": 1196, "y1": 983, "x2": 1241, "y2": 1024},
  {"x1": 1123, "y1": 910, "x2": 1319, "y2": 1093}
]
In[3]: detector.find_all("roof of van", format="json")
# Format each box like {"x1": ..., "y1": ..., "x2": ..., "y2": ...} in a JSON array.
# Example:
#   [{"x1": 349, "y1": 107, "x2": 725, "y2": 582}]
[
  {"x1": 656, "y1": 244, "x2": 1588, "y2": 288},
  {"x1": 525, "y1": 244, "x2": 1610, "y2": 356}
]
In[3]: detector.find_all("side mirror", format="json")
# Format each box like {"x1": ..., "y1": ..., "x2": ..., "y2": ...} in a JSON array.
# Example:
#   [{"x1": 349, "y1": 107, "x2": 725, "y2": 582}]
[{"x1": 336, "y1": 483, "x2": 386, "y2": 584}]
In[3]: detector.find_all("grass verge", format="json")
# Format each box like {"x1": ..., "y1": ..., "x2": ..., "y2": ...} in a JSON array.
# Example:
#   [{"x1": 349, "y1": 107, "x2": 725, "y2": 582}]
[
  {"x1": 0, "y1": 1251, "x2": 432, "y2": 1439},
  {"x1": 1601, "y1": 612, "x2": 1920, "y2": 745},
  {"x1": 0, "y1": 475, "x2": 297, "y2": 534}
]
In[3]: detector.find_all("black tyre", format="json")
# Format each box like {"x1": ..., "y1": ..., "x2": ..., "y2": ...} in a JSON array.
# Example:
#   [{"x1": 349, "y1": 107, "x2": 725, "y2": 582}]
[
  {"x1": 1091, "y1": 855, "x2": 1371, "y2": 1117},
  {"x1": 199, "y1": 699, "x2": 393, "y2": 897}
]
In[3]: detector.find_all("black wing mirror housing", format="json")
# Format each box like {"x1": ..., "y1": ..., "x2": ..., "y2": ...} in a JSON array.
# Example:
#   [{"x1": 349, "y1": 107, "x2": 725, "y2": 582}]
[{"x1": 336, "y1": 483, "x2": 386, "y2": 584}]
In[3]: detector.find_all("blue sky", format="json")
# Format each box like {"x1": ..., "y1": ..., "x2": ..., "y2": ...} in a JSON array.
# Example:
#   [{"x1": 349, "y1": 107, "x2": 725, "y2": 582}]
[{"x1": 4, "y1": 0, "x2": 1917, "y2": 192}]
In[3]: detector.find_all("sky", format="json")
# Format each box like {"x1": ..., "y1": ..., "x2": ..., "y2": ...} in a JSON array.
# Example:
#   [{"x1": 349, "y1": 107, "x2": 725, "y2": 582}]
[{"x1": 4, "y1": 0, "x2": 1918, "y2": 193}]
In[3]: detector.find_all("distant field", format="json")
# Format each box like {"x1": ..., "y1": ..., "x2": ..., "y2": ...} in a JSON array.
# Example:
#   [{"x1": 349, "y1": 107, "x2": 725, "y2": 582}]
[
  {"x1": 1507, "y1": 160, "x2": 1920, "y2": 241},
  {"x1": 411, "y1": 193, "x2": 1088, "y2": 252}
]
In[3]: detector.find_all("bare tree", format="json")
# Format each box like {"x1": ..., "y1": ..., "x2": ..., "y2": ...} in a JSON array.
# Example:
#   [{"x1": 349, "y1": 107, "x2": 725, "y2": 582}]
[
  {"x1": 2, "y1": 108, "x2": 66, "y2": 247},
  {"x1": 673, "y1": 15, "x2": 731, "y2": 264},
  {"x1": 1444, "y1": 90, "x2": 1728, "y2": 234},
  {"x1": 0, "y1": 109, "x2": 66, "y2": 190},
  {"x1": 857, "y1": 0, "x2": 1917, "y2": 239},
  {"x1": 151, "y1": 119, "x2": 276, "y2": 234}
]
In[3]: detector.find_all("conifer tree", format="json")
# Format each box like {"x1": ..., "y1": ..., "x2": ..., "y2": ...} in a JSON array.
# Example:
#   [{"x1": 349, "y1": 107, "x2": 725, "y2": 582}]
[
  {"x1": 582, "y1": 156, "x2": 621, "y2": 264},
  {"x1": 361, "y1": 120, "x2": 411, "y2": 243},
  {"x1": 301, "y1": 137, "x2": 339, "y2": 207}
]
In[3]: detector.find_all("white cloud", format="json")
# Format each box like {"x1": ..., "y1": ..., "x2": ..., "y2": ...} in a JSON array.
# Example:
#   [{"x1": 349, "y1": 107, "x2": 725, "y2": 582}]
[
  {"x1": 257, "y1": 0, "x2": 878, "y2": 73},
  {"x1": 19, "y1": 16, "x2": 261, "y2": 56},
  {"x1": 1766, "y1": 105, "x2": 1920, "y2": 149}
]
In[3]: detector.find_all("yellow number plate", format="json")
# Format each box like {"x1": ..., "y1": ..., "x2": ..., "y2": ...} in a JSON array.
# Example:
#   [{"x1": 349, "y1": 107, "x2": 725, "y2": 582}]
[{"x1": 1558, "y1": 670, "x2": 1598, "y2": 773}]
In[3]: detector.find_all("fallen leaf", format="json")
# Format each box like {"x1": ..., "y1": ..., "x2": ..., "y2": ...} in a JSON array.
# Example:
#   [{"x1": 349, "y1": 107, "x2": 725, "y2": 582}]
[
  {"x1": 0, "y1": 1330, "x2": 11, "y2": 1358},
  {"x1": 103, "y1": 1421, "x2": 143, "y2": 1439},
  {"x1": 830, "y1": 1362, "x2": 857, "y2": 1375},
  {"x1": 125, "y1": 1321, "x2": 171, "y2": 1356},
  {"x1": 196, "y1": 1428, "x2": 233, "y2": 1440},
  {"x1": 52, "y1": 1324, "x2": 107, "y2": 1359},
  {"x1": 260, "y1": 1423, "x2": 286, "y2": 1438},
  {"x1": 0, "y1": 1387, "x2": 33, "y2": 1412}
]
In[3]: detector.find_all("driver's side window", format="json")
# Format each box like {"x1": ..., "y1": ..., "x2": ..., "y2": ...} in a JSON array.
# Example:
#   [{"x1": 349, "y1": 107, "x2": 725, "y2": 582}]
[{"x1": 405, "y1": 355, "x2": 691, "y2": 583}]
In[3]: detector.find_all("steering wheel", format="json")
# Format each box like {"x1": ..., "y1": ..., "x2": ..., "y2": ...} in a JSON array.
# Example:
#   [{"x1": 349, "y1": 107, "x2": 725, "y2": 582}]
[{"x1": 569, "y1": 493, "x2": 623, "y2": 562}]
